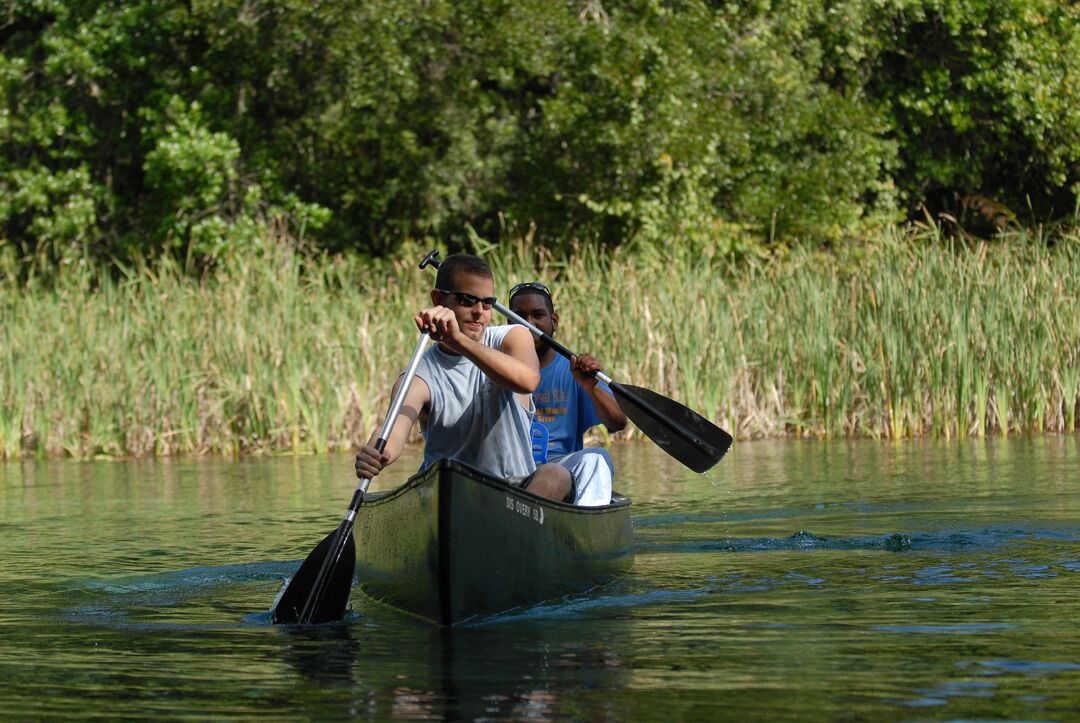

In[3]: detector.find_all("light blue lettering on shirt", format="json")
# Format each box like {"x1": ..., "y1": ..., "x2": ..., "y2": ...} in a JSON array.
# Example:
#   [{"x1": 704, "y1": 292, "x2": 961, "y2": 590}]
[{"x1": 532, "y1": 354, "x2": 613, "y2": 457}]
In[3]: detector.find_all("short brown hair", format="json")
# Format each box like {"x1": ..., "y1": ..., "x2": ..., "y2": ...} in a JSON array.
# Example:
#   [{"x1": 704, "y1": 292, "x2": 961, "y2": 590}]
[{"x1": 435, "y1": 253, "x2": 493, "y2": 289}]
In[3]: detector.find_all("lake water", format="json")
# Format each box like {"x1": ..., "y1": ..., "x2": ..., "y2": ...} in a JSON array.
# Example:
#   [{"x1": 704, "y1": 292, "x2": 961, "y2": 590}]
[{"x1": 2, "y1": 436, "x2": 1079, "y2": 720}]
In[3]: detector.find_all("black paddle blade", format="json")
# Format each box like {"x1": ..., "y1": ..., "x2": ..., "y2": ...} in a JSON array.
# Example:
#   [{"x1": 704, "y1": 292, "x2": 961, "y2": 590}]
[
  {"x1": 270, "y1": 527, "x2": 356, "y2": 624},
  {"x1": 612, "y1": 383, "x2": 733, "y2": 473}
]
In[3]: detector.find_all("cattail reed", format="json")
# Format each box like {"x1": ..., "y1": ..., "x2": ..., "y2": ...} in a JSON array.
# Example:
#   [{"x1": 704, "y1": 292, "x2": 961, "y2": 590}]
[{"x1": 1, "y1": 225, "x2": 1077, "y2": 459}]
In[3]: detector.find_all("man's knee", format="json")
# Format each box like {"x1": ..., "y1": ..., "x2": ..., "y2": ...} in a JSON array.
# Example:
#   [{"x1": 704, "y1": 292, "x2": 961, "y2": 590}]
[
  {"x1": 536, "y1": 462, "x2": 572, "y2": 490},
  {"x1": 526, "y1": 463, "x2": 573, "y2": 502}
]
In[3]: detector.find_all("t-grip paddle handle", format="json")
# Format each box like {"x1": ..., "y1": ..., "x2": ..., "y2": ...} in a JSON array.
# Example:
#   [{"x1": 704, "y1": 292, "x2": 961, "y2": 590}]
[{"x1": 418, "y1": 249, "x2": 440, "y2": 271}]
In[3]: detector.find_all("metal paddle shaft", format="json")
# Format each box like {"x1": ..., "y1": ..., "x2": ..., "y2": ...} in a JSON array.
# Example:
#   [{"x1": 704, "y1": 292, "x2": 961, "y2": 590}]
[
  {"x1": 418, "y1": 250, "x2": 732, "y2": 473},
  {"x1": 270, "y1": 332, "x2": 432, "y2": 624}
]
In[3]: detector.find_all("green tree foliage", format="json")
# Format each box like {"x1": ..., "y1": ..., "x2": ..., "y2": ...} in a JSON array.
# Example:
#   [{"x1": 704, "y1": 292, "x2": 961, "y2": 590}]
[
  {"x1": 810, "y1": 0, "x2": 1080, "y2": 219},
  {"x1": 1, "y1": 0, "x2": 1077, "y2": 265},
  {"x1": 1, "y1": 0, "x2": 330, "y2": 265}
]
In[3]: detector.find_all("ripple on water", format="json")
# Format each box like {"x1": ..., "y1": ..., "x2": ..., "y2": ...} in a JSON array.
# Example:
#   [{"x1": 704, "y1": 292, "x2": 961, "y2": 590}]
[
  {"x1": 873, "y1": 623, "x2": 1015, "y2": 634},
  {"x1": 4, "y1": 439, "x2": 1080, "y2": 720}
]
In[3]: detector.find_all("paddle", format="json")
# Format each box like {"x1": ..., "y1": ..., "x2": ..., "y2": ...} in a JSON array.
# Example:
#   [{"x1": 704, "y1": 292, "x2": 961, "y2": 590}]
[
  {"x1": 418, "y1": 250, "x2": 732, "y2": 473},
  {"x1": 270, "y1": 332, "x2": 432, "y2": 624}
]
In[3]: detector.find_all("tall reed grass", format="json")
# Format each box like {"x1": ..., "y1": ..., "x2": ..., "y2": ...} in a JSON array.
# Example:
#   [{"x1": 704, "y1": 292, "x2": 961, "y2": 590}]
[{"x1": 1, "y1": 224, "x2": 1077, "y2": 459}]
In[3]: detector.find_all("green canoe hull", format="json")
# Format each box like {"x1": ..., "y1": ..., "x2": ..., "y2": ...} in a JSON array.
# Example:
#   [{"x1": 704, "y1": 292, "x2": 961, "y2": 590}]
[{"x1": 355, "y1": 459, "x2": 634, "y2": 626}]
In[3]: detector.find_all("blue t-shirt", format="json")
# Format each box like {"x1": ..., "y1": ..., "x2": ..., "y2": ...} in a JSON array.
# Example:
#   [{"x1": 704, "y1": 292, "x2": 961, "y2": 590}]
[{"x1": 532, "y1": 355, "x2": 614, "y2": 457}]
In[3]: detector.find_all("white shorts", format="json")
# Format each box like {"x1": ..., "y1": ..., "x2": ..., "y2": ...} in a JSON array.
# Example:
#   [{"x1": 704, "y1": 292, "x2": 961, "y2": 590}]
[{"x1": 549, "y1": 448, "x2": 614, "y2": 507}]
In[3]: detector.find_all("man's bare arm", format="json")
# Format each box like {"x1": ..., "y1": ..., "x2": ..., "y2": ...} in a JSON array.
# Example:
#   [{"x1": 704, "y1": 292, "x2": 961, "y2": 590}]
[
  {"x1": 416, "y1": 307, "x2": 540, "y2": 393},
  {"x1": 572, "y1": 353, "x2": 628, "y2": 433},
  {"x1": 354, "y1": 376, "x2": 430, "y2": 479}
]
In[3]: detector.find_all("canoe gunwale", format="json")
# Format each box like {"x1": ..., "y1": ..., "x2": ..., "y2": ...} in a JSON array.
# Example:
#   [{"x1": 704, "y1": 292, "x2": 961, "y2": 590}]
[{"x1": 361, "y1": 458, "x2": 632, "y2": 514}]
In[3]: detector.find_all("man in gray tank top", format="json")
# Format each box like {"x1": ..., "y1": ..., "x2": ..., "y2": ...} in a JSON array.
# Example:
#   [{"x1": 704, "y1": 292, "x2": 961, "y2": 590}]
[{"x1": 354, "y1": 254, "x2": 573, "y2": 501}]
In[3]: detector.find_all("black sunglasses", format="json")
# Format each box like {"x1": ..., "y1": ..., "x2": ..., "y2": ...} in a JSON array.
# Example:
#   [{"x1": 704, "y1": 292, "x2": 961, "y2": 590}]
[
  {"x1": 437, "y1": 288, "x2": 497, "y2": 310},
  {"x1": 509, "y1": 281, "x2": 552, "y2": 300}
]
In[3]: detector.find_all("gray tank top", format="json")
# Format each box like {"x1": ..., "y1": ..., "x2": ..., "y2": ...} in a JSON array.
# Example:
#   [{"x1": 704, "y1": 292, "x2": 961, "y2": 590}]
[{"x1": 414, "y1": 325, "x2": 536, "y2": 479}]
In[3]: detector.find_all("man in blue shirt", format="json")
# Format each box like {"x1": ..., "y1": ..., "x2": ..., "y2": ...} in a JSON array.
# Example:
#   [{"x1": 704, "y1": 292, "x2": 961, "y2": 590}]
[{"x1": 509, "y1": 282, "x2": 627, "y2": 505}]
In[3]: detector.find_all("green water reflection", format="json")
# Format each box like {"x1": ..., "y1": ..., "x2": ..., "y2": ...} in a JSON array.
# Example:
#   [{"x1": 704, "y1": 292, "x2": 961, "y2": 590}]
[{"x1": 2, "y1": 436, "x2": 1079, "y2": 719}]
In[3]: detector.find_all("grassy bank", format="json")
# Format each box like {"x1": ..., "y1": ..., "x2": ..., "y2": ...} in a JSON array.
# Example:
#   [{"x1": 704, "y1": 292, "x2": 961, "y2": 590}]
[{"x1": 2, "y1": 226, "x2": 1078, "y2": 459}]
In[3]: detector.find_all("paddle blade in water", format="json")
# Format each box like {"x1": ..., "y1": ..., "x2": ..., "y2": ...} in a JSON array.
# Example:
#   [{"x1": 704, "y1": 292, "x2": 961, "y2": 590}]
[
  {"x1": 612, "y1": 383, "x2": 733, "y2": 473},
  {"x1": 270, "y1": 527, "x2": 356, "y2": 624}
]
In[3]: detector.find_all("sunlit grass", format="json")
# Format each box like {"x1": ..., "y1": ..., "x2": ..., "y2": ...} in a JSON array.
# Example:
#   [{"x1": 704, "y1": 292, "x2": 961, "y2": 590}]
[{"x1": 1, "y1": 224, "x2": 1078, "y2": 459}]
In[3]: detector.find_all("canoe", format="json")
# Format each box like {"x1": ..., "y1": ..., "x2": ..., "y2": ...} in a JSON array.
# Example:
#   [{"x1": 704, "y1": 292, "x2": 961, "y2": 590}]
[{"x1": 354, "y1": 458, "x2": 634, "y2": 626}]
